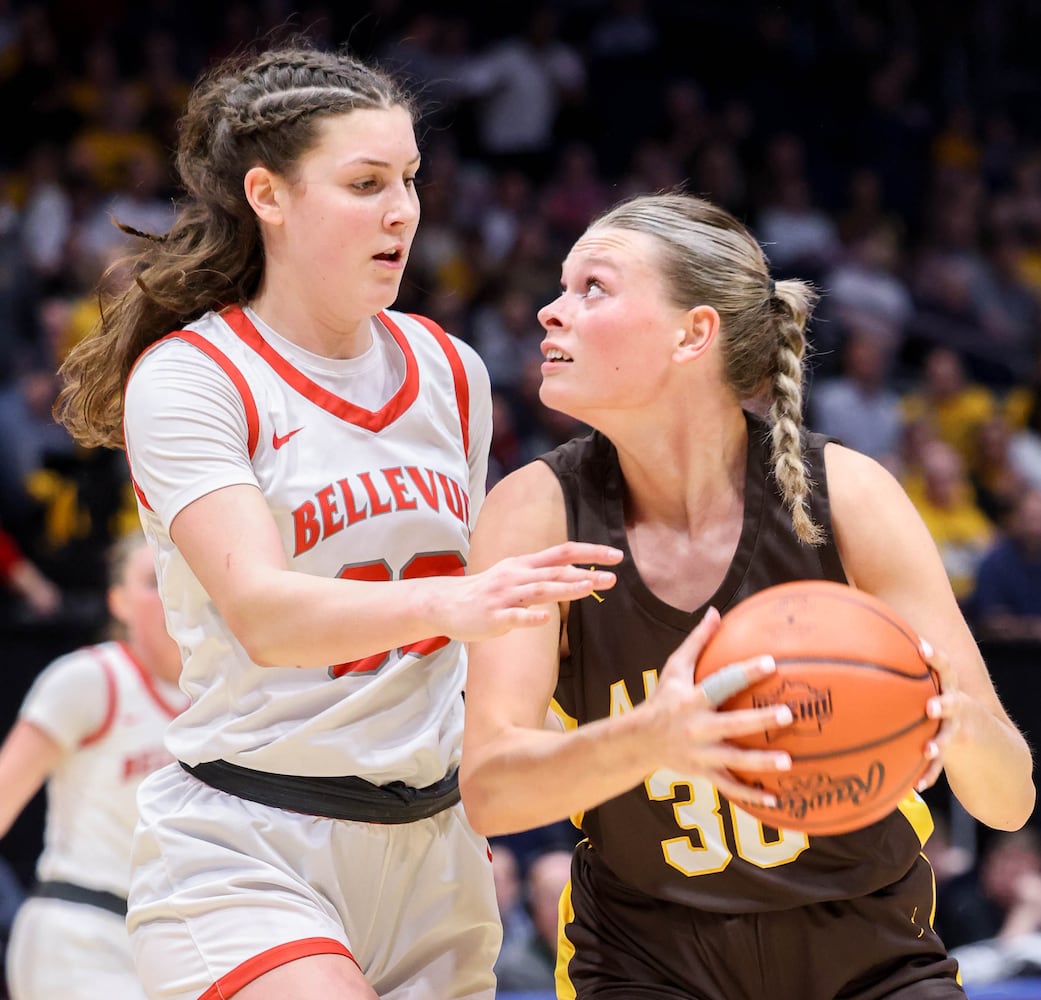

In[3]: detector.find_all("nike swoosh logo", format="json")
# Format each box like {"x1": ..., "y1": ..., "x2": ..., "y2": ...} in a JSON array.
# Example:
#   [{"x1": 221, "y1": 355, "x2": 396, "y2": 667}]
[{"x1": 272, "y1": 427, "x2": 304, "y2": 450}]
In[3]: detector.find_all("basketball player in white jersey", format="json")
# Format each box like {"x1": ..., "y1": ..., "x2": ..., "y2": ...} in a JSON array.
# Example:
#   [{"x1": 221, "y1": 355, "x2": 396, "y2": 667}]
[
  {"x1": 1, "y1": 532, "x2": 187, "y2": 1000},
  {"x1": 54, "y1": 41, "x2": 622, "y2": 1000}
]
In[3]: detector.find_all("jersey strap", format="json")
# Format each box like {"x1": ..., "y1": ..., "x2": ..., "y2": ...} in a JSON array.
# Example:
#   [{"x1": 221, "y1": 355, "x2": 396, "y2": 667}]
[
  {"x1": 408, "y1": 313, "x2": 471, "y2": 456},
  {"x1": 79, "y1": 646, "x2": 118, "y2": 747}
]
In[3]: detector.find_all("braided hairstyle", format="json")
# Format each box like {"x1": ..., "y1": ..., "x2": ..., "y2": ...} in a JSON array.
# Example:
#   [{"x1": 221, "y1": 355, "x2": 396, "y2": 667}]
[
  {"x1": 589, "y1": 192, "x2": 824, "y2": 545},
  {"x1": 55, "y1": 41, "x2": 414, "y2": 450}
]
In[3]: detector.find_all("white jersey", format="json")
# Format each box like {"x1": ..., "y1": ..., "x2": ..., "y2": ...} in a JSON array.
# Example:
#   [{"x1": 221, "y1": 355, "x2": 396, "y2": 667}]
[
  {"x1": 123, "y1": 306, "x2": 492, "y2": 785},
  {"x1": 18, "y1": 640, "x2": 186, "y2": 896}
]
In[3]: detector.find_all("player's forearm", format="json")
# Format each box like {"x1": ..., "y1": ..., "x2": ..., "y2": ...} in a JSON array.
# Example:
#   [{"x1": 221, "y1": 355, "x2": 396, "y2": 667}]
[
  {"x1": 460, "y1": 709, "x2": 659, "y2": 837},
  {"x1": 222, "y1": 570, "x2": 446, "y2": 668},
  {"x1": 944, "y1": 709, "x2": 1035, "y2": 830}
]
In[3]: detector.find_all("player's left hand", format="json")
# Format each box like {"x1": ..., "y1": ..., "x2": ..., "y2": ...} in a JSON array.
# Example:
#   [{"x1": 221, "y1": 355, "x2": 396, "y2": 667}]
[{"x1": 915, "y1": 638, "x2": 966, "y2": 792}]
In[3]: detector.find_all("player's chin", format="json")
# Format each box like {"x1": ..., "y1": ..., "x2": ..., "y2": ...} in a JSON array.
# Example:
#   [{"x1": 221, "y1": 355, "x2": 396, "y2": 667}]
[
  {"x1": 369, "y1": 282, "x2": 406, "y2": 313},
  {"x1": 537, "y1": 380, "x2": 582, "y2": 418}
]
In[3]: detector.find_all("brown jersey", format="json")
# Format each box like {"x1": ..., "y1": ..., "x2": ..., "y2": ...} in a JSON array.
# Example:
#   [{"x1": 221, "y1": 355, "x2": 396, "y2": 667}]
[{"x1": 540, "y1": 411, "x2": 935, "y2": 913}]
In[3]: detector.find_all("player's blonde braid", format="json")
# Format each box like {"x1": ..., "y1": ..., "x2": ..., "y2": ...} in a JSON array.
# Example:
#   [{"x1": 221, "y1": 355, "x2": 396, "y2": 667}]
[{"x1": 767, "y1": 283, "x2": 825, "y2": 546}]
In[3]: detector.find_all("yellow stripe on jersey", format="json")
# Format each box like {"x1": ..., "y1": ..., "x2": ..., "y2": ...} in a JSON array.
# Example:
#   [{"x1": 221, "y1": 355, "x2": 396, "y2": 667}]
[
  {"x1": 555, "y1": 865, "x2": 578, "y2": 1000},
  {"x1": 918, "y1": 848, "x2": 961, "y2": 986},
  {"x1": 896, "y1": 788, "x2": 935, "y2": 846},
  {"x1": 549, "y1": 699, "x2": 585, "y2": 830}
]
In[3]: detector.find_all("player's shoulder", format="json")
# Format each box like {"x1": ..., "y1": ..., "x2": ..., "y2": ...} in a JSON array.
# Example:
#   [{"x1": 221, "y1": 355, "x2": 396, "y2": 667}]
[
  {"x1": 27, "y1": 642, "x2": 118, "y2": 700},
  {"x1": 823, "y1": 441, "x2": 901, "y2": 495},
  {"x1": 477, "y1": 460, "x2": 567, "y2": 549}
]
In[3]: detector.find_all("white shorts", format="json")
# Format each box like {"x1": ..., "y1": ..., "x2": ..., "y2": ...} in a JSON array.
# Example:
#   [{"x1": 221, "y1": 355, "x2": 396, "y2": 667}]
[
  {"x1": 6, "y1": 896, "x2": 146, "y2": 1000},
  {"x1": 127, "y1": 763, "x2": 501, "y2": 1000}
]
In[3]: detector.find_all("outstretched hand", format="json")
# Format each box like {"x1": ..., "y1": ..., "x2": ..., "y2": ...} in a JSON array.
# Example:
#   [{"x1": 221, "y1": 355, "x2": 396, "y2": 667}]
[
  {"x1": 437, "y1": 542, "x2": 623, "y2": 642},
  {"x1": 646, "y1": 608, "x2": 794, "y2": 809}
]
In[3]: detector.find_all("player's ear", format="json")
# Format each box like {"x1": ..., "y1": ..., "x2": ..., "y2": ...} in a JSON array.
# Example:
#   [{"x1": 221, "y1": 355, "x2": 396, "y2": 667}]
[
  {"x1": 107, "y1": 582, "x2": 129, "y2": 627},
  {"x1": 673, "y1": 305, "x2": 719, "y2": 364},
  {"x1": 244, "y1": 166, "x2": 284, "y2": 225}
]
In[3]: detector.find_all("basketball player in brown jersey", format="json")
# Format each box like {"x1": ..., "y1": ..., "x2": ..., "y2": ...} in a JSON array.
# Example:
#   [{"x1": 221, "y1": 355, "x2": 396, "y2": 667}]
[{"x1": 459, "y1": 192, "x2": 1034, "y2": 999}]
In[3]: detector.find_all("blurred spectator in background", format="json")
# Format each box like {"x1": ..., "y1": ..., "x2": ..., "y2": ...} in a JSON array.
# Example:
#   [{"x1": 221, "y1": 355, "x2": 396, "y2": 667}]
[
  {"x1": 815, "y1": 225, "x2": 912, "y2": 370},
  {"x1": 489, "y1": 840, "x2": 533, "y2": 955},
  {"x1": 809, "y1": 324, "x2": 903, "y2": 470},
  {"x1": 73, "y1": 146, "x2": 176, "y2": 264},
  {"x1": 754, "y1": 132, "x2": 841, "y2": 283},
  {"x1": 835, "y1": 166, "x2": 907, "y2": 248},
  {"x1": 477, "y1": 169, "x2": 536, "y2": 268},
  {"x1": 903, "y1": 438, "x2": 994, "y2": 604},
  {"x1": 487, "y1": 390, "x2": 525, "y2": 490},
  {"x1": 454, "y1": 7, "x2": 586, "y2": 183},
  {"x1": 948, "y1": 830, "x2": 1041, "y2": 987},
  {"x1": 0, "y1": 527, "x2": 60, "y2": 620},
  {"x1": 0, "y1": 184, "x2": 52, "y2": 535},
  {"x1": 972, "y1": 229, "x2": 1041, "y2": 386},
  {"x1": 1006, "y1": 394, "x2": 1041, "y2": 494},
  {"x1": 19, "y1": 143, "x2": 74, "y2": 289},
  {"x1": 969, "y1": 415, "x2": 1030, "y2": 526},
  {"x1": 540, "y1": 140, "x2": 610, "y2": 246},
  {"x1": 471, "y1": 285, "x2": 544, "y2": 393},
  {"x1": 494, "y1": 849, "x2": 573, "y2": 994},
  {"x1": 929, "y1": 813, "x2": 990, "y2": 952},
  {"x1": 901, "y1": 346, "x2": 997, "y2": 468},
  {"x1": 969, "y1": 488, "x2": 1041, "y2": 642}
]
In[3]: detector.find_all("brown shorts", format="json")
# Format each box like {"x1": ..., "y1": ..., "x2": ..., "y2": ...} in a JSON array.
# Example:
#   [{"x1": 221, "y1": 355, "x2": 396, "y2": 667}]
[{"x1": 560, "y1": 841, "x2": 964, "y2": 1000}]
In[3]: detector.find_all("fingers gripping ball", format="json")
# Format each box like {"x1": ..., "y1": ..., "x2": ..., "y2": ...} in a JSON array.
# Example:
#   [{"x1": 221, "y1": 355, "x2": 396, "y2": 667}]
[{"x1": 695, "y1": 580, "x2": 941, "y2": 836}]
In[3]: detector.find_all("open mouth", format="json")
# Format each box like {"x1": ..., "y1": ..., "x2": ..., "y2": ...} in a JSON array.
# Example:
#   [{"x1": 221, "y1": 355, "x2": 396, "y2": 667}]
[
  {"x1": 544, "y1": 348, "x2": 573, "y2": 362},
  {"x1": 374, "y1": 249, "x2": 403, "y2": 262}
]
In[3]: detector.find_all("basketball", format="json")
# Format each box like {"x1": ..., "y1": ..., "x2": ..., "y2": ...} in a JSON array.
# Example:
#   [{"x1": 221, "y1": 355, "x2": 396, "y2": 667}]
[{"x1": 694, "y1": 580, "x2": 941, "y2": 836}]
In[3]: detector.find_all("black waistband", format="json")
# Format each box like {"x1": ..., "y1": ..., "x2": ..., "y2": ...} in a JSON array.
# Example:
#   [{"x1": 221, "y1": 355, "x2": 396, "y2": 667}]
[
  {"x1": 31, "y1": 880, "x2": 127, "y2": 917},
  {"x1": 180, "y1": 759, "x2": 460, "y2": 824}
]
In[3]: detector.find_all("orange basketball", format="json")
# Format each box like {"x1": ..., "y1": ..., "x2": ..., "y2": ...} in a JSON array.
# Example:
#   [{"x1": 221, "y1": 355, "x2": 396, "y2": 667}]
[{"x1": 694, "y1": 580, "x2": 941, "y2": 836}]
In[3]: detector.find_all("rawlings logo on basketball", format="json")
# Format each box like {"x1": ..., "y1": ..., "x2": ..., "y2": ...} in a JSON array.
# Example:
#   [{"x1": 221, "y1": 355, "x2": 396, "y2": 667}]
[
  {"x1": 773, "y1": 761, "x2": 886, "y2": 822},
  {"x1": 752, "y1": 679, "x2": 833, "y2": 740}
]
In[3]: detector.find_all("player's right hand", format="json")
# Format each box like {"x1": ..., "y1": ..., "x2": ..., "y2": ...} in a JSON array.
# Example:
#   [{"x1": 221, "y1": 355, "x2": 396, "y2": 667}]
[
  {"x1": 644, "y1": 608, "x2": 794, "y2": 809},
  {"x1": 432, "y1": 542, "x2": 622, "y2": 642}
]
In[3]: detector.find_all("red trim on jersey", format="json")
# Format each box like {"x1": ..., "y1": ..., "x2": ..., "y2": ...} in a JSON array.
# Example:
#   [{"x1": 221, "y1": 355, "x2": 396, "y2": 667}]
[
  {"x1": 164, "y1": 330, "x2": 261, "y2": 458},
  {"x1": 124, "y1": 327, "x2": 262, "y2": 506},
  {"x1": 129, "y1": 474, "x2": 153, "y2": 511},
  {"x1": 220, "y1": 305, "x2": 421, "y2": 432},
  {"x1": 119, "y1": 641, "x2": 185, "y2": 718},
  {"x1": 79, "y1": 647, "x2": 118, "y2": 747},
  {"x1": 408, "y1": 313, "x2": 470, "y2": 457},
  {"x1": 198, "y1": 937, "x2": 357, "y2": 999}
]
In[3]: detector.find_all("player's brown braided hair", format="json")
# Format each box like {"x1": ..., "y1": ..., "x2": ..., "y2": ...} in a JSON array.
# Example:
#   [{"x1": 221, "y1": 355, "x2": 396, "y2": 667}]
[
  {"x1": 589, "y1": 192, "x2": 824, "y2": 545},
  {"x1": 55, "y1": 40, "x2": 414, "y2": 450}
]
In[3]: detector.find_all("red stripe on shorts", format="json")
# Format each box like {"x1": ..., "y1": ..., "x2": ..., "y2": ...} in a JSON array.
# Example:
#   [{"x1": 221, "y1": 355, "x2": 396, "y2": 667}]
[{"x1": 198, "y1": 937, "x2": 357, "y2": 998}]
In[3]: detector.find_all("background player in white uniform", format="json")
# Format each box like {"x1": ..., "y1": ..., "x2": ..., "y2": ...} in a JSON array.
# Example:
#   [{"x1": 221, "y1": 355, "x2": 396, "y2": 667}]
[
  {"x1": 0, "y1": 531, "x2": 186, "y2": 1000},
  {"x1": 54, "y1": 40, "x2": 621, "y2": 1000}
]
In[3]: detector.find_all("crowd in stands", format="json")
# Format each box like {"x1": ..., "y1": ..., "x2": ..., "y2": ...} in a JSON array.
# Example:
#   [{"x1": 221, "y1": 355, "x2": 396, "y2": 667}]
[{"x1": 2, "y1": 0, "x2": 1041, "y2": 994}]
